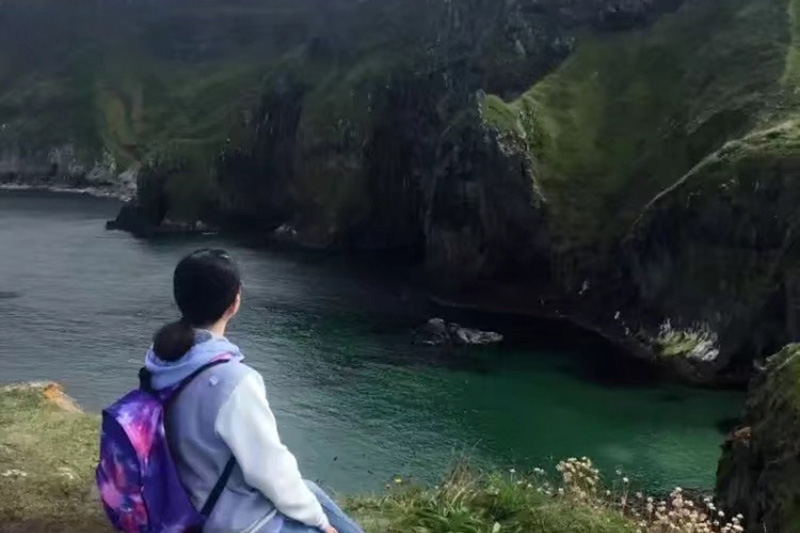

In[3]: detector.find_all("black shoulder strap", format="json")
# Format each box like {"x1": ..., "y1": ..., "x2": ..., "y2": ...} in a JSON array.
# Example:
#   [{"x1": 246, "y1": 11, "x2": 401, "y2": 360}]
[
  {"x1": 200, "y1": 456, "x2": 236, "y2": 518},
  {"x1": 151, "y1": 359, "x2": 238, "y2": 519}
]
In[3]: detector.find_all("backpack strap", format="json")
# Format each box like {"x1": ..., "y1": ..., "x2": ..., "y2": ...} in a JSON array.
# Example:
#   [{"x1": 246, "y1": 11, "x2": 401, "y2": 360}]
[
  {"x1": 156, "y1": 359, "x2": 239, "y2": 520},
  {"x1": 200, "y1": 456, "x2": 236, "y2": 518}
]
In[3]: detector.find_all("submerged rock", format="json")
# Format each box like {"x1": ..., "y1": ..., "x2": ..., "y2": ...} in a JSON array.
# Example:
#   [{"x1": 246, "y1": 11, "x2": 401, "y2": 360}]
[
  {"x1": 414, "y1": 318, "x2": 503, "y2": 347},
  {"x1": 716, "y1": 344, "x2": 800, "y2": 532}
]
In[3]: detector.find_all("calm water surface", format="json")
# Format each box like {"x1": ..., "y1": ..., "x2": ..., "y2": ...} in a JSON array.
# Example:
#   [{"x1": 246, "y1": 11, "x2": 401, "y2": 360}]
[{"x1": 0, "y1": 191, "x2": 744, "y2": 494}]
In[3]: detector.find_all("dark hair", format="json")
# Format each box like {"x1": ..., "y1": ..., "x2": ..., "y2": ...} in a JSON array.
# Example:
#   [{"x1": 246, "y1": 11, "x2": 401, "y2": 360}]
[{"x1": 153, "y1": 249, "x2": 241, "y2": 361}]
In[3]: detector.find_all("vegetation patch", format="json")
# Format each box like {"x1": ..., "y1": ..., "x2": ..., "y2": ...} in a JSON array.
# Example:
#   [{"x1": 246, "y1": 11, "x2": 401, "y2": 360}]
[
  {"x1": 0, "y1": 383, "x2": 105, "y2": 531},
  {"x1": 0, "y1": 385, "x2": 747, "y2": 533},
  {"x1": 653, "y1": 320, "x2": 720, "y2": 362},
  {"x1": 483, "y1": 0, "x2": 794, "y2": 251}
]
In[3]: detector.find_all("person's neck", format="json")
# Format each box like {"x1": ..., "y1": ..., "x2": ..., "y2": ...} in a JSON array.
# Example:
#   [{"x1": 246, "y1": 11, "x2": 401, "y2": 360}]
[{"x1": 205, "y1": 318, "x2": 228, "y2": 339}]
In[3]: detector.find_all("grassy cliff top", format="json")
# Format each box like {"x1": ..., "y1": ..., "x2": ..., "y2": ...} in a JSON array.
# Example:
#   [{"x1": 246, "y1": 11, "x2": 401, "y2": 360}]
[
  {"x1": 0, "y1": 383, "x2": 105, "y2": 531},
  {"x1": 482, "y1": 0, "x2": 799, "y2": 252},
  {"x1": 0, "y1": 383, "x2": 746, "y2": 533}
]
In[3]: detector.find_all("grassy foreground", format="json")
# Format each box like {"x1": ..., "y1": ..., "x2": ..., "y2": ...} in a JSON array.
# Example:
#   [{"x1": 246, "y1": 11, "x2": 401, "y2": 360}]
[{"x1": 0, "y1": 384, "x2": 741, "y2": 533}]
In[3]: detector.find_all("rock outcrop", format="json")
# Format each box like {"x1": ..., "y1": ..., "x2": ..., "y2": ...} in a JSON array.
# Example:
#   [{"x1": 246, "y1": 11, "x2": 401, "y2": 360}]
[
  {"x1": 716, "y1": 344, "x2": 800, "y2": 533},
  {"x1": 0, "y1": 145, "x2": 137, "y2": 200}
]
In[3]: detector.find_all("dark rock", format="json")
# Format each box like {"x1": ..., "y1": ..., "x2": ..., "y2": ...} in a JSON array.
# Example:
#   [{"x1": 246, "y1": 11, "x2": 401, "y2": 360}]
[
  {"x1": 106, "y1": 203, "x2": 154, "y2": 238},
  {"x1": 414, "y1": 318, "x2": 451, "y2": 346},
  {"x1": 107, "y1": 203, "x2": 216, "y2": 238},
  {"x1": 414, "y1": 318, "x2": 503, "y2": 347},
  {"x1": 716, "y1": 344, "x2": 800, "y2": 532},
  {"x1": 449, "y1": 323, "x2": 504, "y2": 346}
]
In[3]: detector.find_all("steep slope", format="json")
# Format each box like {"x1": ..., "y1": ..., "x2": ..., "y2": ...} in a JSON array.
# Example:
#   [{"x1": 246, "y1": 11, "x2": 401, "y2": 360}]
[
  {"x1": 717, "y1": 344, "x2": 800, "y2": 532},
  {"x1": 474, "y1": 0, "x2": 800, "y2": 379},
  {"x1": 0, "y1": 0, "x2": 328, "y2": 198}
]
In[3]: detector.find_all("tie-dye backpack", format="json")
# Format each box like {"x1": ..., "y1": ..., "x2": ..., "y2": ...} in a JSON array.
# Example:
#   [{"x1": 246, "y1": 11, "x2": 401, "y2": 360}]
[{"x1": 96, "y1": 359, "x2": 235, "y2": 533}]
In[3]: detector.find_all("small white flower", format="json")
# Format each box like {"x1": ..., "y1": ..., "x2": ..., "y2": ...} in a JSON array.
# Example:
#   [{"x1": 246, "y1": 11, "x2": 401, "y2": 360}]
[{"x1": 1, "y1": 469, "x2": 27, "y2": 478}]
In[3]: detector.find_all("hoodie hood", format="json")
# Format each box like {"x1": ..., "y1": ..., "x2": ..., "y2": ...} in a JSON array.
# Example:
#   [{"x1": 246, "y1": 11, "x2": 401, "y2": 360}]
[{"x1": 144, "y1": 330, "x2": 244, "y2": 390}]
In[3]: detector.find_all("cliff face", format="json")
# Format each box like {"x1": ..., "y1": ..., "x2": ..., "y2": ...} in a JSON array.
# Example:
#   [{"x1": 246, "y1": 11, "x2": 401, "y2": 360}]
[
  {"x1": 5, "y1": 0, "x2": 800, "y2": 380},
  {"x1": 717, "y1": 344, "x2": 800, "y2": 532},
  {"x1": 0, "y1": 0, "x2": 329, "y2": 200},
  {"x1": 209, "y1": 0, "x2": 799, "y2": 381},
  {"x1": 214, "y1": 0, "x2": 683, "y2": 261},
  {"x1": 476, "y1": 0, "x2": 800, "y2": 380}
]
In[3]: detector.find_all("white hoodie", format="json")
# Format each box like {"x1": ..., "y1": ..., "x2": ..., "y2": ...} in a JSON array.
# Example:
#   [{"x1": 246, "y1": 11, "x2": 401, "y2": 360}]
[{"x1": 149, "y1": 332, "x2": 329, "y2": 532}]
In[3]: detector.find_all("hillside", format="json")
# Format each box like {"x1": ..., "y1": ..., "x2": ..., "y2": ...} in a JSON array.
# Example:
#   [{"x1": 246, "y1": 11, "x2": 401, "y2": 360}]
[{"x1": 4, "y1": 0, "x2": 800, "y2": 381}]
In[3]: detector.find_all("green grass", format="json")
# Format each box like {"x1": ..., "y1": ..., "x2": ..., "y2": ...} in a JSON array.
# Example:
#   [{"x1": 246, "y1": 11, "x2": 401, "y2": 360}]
[
  {"x1": 349, "y1": 467, "x2": 638, "y2": 533},
  {"x1": 0, "y1": 0, "x2": 321, "y2": 162},
  {"x1": 482, "y1": 0, "x2": 796, "y2": 252},
  {"x1": 0, "y1": 384, "x2": 653, "y2": 533},
  {"x1": 0, "y1": 384, "x2": 758, "y2": 533},
  {"x1": 624, "y1": 119, "x2": 800, "y2": 328},
  {"x1": 0, "y1": 383, "x2": 106, "y2": 531}
]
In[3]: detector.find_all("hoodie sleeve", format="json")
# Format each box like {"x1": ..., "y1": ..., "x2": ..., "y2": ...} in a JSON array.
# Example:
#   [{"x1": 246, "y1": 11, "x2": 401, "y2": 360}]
[{"x1": 214, "y1": 371, "x2": 330, "y2": 530}]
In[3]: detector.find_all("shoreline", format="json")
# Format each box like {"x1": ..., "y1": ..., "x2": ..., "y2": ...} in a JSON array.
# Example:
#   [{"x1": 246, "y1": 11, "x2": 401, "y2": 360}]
[
  {"x1": 0, "y1": 183, "x2": 132, "y2": 202},
  {"x1": 429, "y1": 292, "x2": 750, "y2": 390},
  {"x1": 2, "y1": 186, "x2": 748, "y2": 389}
]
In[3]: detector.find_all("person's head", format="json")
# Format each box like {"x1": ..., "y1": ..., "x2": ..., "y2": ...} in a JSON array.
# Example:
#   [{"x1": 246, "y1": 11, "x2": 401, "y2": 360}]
[{"x1": 152, "y1": 249, "x2": 242, "y2": 361}]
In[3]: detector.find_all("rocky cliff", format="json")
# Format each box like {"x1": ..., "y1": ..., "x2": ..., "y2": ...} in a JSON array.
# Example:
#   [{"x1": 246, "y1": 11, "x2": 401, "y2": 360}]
[
  {"x1": 4, "y1": 0, "x2": 800, "y2": 382},
  {"x1": 717, "y1": 344, "x2": 800, "y2": 532},
  {"x1": 0, "y1": 0, "x2": 328, "y2": 199}
]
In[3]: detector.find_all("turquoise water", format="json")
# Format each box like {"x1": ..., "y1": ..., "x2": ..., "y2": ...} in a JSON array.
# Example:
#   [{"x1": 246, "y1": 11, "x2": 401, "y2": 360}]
[{"x1": 0, "y1": 190, "x2": 744, "y2": 494}]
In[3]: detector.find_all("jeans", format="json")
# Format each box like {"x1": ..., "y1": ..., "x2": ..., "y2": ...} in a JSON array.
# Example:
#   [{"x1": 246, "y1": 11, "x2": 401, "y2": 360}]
[{"x1": 277, "y1": 481, "x2": 363, "y2": 533}]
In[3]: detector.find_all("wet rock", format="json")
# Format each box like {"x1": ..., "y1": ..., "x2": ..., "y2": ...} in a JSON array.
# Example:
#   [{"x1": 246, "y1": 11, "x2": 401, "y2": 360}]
[
  {"x1": 106, "y1": 203, "x2": 154, "y2": 237},
  {"x1": 416, "y1": 318, "x2": 450, "y2": 346},
  {"x1": 414, "y1": 318, "x2": 503, "y2": 347},
  {"x1": 716, "y1": 344, "x2": 800, "y2": 532},
  {"x1": 450, "y1": 324, "x2": 504, "y2": 346},
  {"x1": 106, "y1": 203, "x2": 216, "y2": 238}
]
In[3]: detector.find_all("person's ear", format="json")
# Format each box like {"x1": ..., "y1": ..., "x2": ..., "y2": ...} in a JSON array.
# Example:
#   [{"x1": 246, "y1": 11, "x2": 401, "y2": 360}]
[
  {"x1": 226, "y1": 292, "x2": 242, "y2": 319},
  {"x1": 232, "y1": 291, "x2": 242, "y2": 315}
]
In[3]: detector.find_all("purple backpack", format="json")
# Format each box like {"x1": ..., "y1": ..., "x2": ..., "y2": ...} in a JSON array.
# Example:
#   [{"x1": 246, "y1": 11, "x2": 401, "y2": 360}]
[{"x1": 96, "y1": 358, "x2": 235, "y2": 533}]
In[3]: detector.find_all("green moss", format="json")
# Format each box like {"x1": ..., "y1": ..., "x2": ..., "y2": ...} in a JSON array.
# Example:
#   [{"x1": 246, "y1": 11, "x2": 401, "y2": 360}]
[
  {"x1": 481, "y1": 95, "x2": 523, "y2": 137},
  {"x1": 782, "y1": 0, "x2": 800, "y2": 88},
  {"x1": 0, "y1": 0, "x2": 320, "y2": 169},
  {"x1": 658, "y1": 333, "x2": 704, "y2": 358},
  {"x1": 761, "y1": 344, "x2": 800, "y2": 409},
  {"x1": 486, "y1": 0, "x2": 795, "y2": 251}
]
